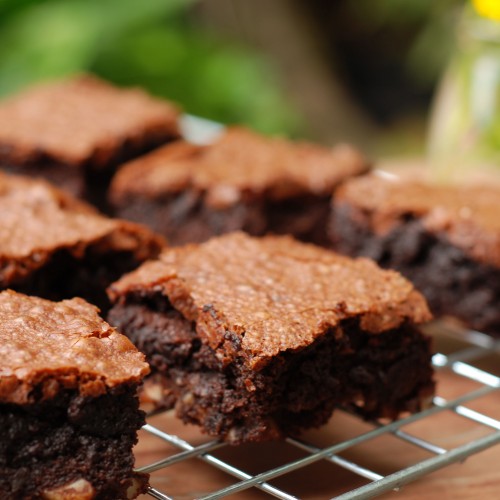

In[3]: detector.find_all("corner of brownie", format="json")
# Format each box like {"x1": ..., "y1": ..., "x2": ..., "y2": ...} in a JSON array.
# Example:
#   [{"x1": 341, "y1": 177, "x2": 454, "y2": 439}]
[{"x1": 0, "y1": 290, "x2": 151, "y2": 499}]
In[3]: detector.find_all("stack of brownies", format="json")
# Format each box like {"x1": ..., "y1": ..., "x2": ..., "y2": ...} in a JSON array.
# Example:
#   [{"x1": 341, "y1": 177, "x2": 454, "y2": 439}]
[{"x1": 3, "y1": 74, "x2": 497, "y2": 499}]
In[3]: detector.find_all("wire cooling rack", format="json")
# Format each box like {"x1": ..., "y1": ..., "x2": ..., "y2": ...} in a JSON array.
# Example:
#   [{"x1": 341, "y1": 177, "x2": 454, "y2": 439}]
[
  {"x1": 133, "y1": 321, "x2": 500, "y2": 500},
  {"x1": 133, "y1": 116, "x2": 499, "y2": 498}
]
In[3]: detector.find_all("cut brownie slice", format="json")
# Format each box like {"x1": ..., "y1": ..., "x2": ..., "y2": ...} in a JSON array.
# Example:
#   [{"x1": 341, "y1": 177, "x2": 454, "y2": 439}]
[
  {"x1": 109, "y1": 127, "x2": 369, "y2": 246},
  {"x1": 330, "y1": 172, "x2": 500, "y2": 336},
  {"x1": 108, "y1": 232, "x2": 434, "y2": 444},
  {"x1": 0, "y1": 172, "x2": 164, "y2": 311},
  {"x1": 0, "y1": 75, "x2": 181, "y2": 208},
  {"x1": 0, "y1": 290, "x2": 150, "y2": 499}
]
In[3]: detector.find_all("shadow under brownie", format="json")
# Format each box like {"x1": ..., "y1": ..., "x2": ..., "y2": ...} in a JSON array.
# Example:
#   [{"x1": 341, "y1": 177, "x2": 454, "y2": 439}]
[
  {"x1": 329, "y1": 173, "x2": 500, "y2": 337},
  {"x1": 0, "y1": 172, "x2": 164, "y2": 312},
  {"x1": 0, "y1": 75, "x2": 181, "y2": 209},
  {"x1": 108, "y1": 232, "x2": 435, "y2": 444},
  {"x1": 0, "y1": 290, "x2": 150, "y2": 499},
  {"x1": 109, "y1": 127, "x2": 369, "y2": 246}
]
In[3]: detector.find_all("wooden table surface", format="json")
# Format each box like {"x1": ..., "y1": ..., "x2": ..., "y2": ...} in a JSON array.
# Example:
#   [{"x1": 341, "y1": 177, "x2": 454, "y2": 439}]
[{"x1": 134, "y1": 323, "x2": 500, "y2": 500}]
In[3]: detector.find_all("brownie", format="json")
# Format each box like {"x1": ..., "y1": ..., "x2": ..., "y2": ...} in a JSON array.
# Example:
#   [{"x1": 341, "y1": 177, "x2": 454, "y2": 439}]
[
  {"x1": 0, "y1": 172, "x2": 164, "y2": 311},
  {"x1": 329, "y1": 173, "x2": 500, "y2": 336},
  {"x1": 108, "y1": 232, "x2": 434, "y2": 444},
  {"x1": 109, "y1": 127, "x2": 369, "y2": 246},
  {"x1": 0, "y1": 75, "x2": 181, "y2": 208},
  {"x1": 0, "y1": 290, "x2": 150, "y2": 499}
]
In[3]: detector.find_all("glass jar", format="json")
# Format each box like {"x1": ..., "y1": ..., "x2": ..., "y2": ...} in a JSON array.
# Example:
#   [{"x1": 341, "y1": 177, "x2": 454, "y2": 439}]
[{"x1": 428, "y1": 3, "x2": 500, "y2": 181}]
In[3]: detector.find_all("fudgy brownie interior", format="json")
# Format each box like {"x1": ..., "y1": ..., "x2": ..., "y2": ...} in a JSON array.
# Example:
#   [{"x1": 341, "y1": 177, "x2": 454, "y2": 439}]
[
  {"x1": 331, "y1": 204, "x2": 500, "y2": 335},
  {"x1": 114, "y1": 191, "x2": 267, "y2": 247},
  {"x1": 266, "y1": 194, "x2": 333, "y2": 246},
  {"x1": 109, "y1": 292, "x2": 434, "y2": 444},
  {"x1": 85, "y1": 132, "x2": 176, "y2": 211},
  {"x1": 3, "y1": 130, "x2": 174, "y2": 212},
  {"x1": 115, "y1": 192, "x2": 331, "y2": 246},
  {"x1": 0, "y1": 386, "x2": 146, "y2": 499}
]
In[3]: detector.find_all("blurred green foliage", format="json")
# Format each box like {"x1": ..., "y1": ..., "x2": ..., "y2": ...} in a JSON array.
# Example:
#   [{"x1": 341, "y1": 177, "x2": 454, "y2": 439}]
[{"x1": 0, "y1": 0, "x2": 302, "y2": 135}]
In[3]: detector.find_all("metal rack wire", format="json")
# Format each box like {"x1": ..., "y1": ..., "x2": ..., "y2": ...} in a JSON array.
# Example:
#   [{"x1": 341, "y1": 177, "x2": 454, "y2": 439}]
[{"x1": 134, "y1": 322, "x2": 500, "y2": 500}]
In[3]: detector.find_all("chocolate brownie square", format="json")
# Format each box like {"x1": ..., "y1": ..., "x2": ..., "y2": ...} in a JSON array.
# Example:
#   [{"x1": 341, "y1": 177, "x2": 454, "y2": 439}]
[
  {"x1": 108, "y1": 232, "x2": 434, "y2": 444},
  {"x1": 0, "y1": 290, "x2": 150, "y2": 499},
  {"x1": 109, "y1": 127, "x2": 369, "y2": 246},
  {"x1": 0, "y1": 75, "x2": 181, "y2": 208},
  {"x1": 329, "y1": 173, "x2": 500, "y2": 336},
  {"x1": 0, "y1": 172, "x2": 164, "y2": 311}
]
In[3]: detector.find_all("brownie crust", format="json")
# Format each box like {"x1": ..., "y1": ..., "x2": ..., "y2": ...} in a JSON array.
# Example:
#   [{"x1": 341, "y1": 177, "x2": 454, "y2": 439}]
[
  {"x1": 110, "y1": 128, "x2": 369, "y2": 245},
  {"x1": 330, "y1": 174, "x2": 500, "y2": 335},
  {"x1": 108, "y1": 233, "x2": 434, "y2": 443}
]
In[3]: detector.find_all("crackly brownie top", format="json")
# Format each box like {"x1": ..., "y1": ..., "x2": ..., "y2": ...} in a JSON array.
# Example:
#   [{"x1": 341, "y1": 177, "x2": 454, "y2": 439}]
[
  {"x1": 0, "y1": 75, "x2": 180, "y2": 166},
  {"x1": 110, "y1": 232, "x2": 430, "y2": 369},
  {"x1": 110, "y1": 127, "x2": 369, "y2": 208},
  {"x1": 336, "y1": 173, "x2": 500, "y2": 267},
  {"x1": 0, "y1": 291, "x2": 150, "y2": 404},
  {"x1": 0, "y1": 172, "x2": 164, "y2": 286}
]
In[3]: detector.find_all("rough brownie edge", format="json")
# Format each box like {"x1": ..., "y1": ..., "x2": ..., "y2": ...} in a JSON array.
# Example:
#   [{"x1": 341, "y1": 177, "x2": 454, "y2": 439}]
[
  {"x1": 329, "y1": 202, "x2": 500, "y2": 336},
  {"x1": 107, "y1": 233, "x2": 432, "y2": 368},
  {"x1": 0, "y1": 172, "x2": 165, "y2": 311},
  {"x1": 7, "y1": 227, "x2": 165, "y2": 314},
  {"x1": 108, "y1": 293, "x2": 434, "y2": 444},
  {"x1": 0, "y1": 291, "x2": 151, "y2": 499},
  {"x1": 107, "y1": 233, "x2": 432, "y2": 367}
]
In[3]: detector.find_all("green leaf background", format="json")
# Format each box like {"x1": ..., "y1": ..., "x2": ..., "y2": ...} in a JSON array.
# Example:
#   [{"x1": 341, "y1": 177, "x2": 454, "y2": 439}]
[{"x1": 0, "y1": 0, "x2": 302, "y2": 135}]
